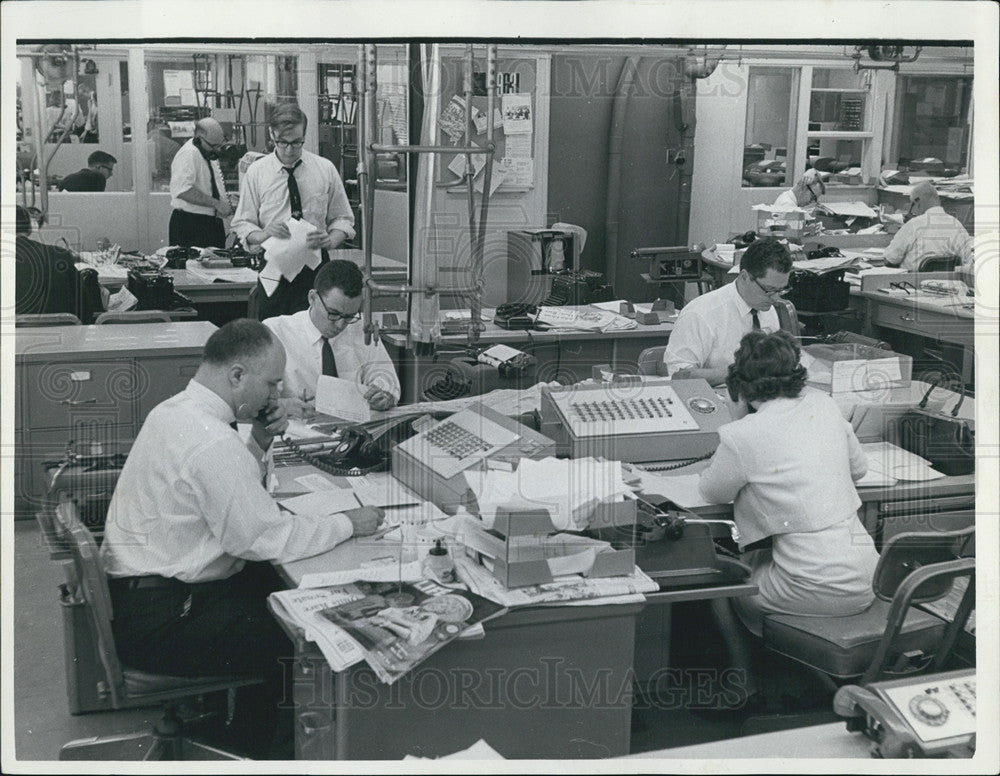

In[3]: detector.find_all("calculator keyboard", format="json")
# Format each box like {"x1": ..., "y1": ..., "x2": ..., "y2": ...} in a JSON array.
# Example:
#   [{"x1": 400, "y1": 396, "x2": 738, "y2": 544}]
[
  {"x1": 426, "y1": 422, "x2": 493, "y2": 460},
  {"x1": 557, "y1": 384, "x2": 700, "y2": 437}
]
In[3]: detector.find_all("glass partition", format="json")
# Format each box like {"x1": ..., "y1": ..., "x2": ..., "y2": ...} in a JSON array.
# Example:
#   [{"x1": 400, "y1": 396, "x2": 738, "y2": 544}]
[
  {"x1": 890, "y1": 75, "x2": 972, "y2": 175},
  {"x1": 742, "y1": 67, "x2": 796, "y2": 187}
]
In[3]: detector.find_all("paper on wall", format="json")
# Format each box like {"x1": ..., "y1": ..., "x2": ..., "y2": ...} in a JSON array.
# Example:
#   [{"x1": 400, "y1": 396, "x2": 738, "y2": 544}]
[
  {"x1": 447, "y1": 144, "x2": 486, "y2": 179},
  {"x1": 315, "y1": 375, "x2": 372, "y2": 424},
  {"x1": 501, "y1": 93, "x2": 533, "y2": 134},
  {"x1": 499, "y1": 157, "x2": 533, "y2": 187},
  {"x1": 473, "y1": 162, "x2": 505, "y2": 195},
  {"x1": 439, "y1": 95, "x2": 467, "y2": 142},
  {"x1": 260, "y1": 218, "x2": 323, "y2": 286},
  {"x1": 504, "y1": 133, "x2": 532, "y2": 158}
]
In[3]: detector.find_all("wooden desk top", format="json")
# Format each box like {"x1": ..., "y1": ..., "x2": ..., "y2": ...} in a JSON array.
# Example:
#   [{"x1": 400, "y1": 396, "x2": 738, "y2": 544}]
[{"x1": 14, "y1": 321, "x2": 218, "y2": 361}]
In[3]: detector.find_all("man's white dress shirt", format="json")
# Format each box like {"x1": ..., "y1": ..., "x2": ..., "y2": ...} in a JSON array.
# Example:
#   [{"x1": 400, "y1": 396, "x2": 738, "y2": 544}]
[
  {"x1": 663, "y1": 281, "x2": 779, "y2": 378},
  {"x1": 263, "y1": 309, "x2": 401, "y2": 402},
  {"x1": 169, "y1": 138, "x2": 227, "y2": 215},
  {"x1": 231, "y1": 150, "x2": 356, "y2": 243},
  {"x1": 884, "y1": 206, "x2": 973, "y2": 270},
  {"x1": 100, "y1": 380, "x2": 354, "y2": 583}
]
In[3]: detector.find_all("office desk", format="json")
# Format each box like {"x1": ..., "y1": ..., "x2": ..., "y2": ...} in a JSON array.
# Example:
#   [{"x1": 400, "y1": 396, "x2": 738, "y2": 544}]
[
  {"x1": 276, "y1": 542, "x2": 642, "y2": 760},
  {"x1": 877, "y1": 186, "x2": 974, "y2": 235},
  {"x1": 12, "y1": 321, "x2": 218, "y2": 517},
  {"x1": 379, "y1": 308, "x2": 676, "y2": 404},
  {"x1": 628, "y1": 721, "x2": 871, "y2": 759},
  {"x1": 855, "y1": 271, "x2": 976, "y2": 384}
]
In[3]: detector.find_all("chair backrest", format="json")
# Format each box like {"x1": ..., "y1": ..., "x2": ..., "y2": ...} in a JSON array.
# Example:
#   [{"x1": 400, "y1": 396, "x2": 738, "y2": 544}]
[
  {"x1": 94, "y1": 310, "x2": 172, "y2": 325},
  {"x1": 15, "y1": 313, "x2": 82, "y2": 327},
  {"x1": 862, "y1": 526, "x2": 976, "y2": 684},
  {"x1": 51, "y1": 498, "x2": 128, "y2": 707},
  {"x1": 773, "y1": 298, "x2": 801, "y2": 336},
  {"x1": 637, "y1": 345, "x2": 670, "y2": 377},
  {"x1": 916, "y1": 254, "x2": 960, "y2": 272},
  {"x1": 873, "y1": 526, "x2": 975, "y2": 603}
]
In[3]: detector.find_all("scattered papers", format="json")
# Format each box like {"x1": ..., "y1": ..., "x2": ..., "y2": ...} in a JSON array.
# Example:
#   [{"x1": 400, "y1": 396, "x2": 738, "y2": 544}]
[
  {"x1": 268, "y1": 586, "x2": 367, "y2": 671},
  {"x1": 348, "y1": 472, "x2": 421, "y2": 508},
  {"x1": 404, "y1": 738, "x2": 504, "y2": 761},
  {"x1": 792, "y1": 255, "x2": 860, "y2": 274},
  {"x1": 106, "y1": 286, "x2": 138, "y2": 312},
  {"x1": 279, "y1": 489, "x2": 361, "y2": 516},
  {"x1": 315, "y1": 375, "x2": 372, "y2": 423},
  {"x1": 862, "y1": 442, "x2": 944, "y2": 482},
  {"x1": 534, "y1": 306, "x2": 637, "y2": 333},
  {"x1": 295, "y1": 472, "x2": 342, "y2": 491},
  {"x1": 298, "y1": 561, "x2": 424, "y2": 590},
  {"x1": 184, "y1": 264, "x2": 259, "y2": 283},
  {"x1": 75, "y1": 261, "x2": 130, "y2": 280},
  {"x1": 630, "y1": 470, "x2": 714, "y2": 509},
  {"x1": 260, "y1": 218, "x2": 322, "y2": 290},
  {"x1": 818, "y1": 201, "x2": 878, "y2": 219}
]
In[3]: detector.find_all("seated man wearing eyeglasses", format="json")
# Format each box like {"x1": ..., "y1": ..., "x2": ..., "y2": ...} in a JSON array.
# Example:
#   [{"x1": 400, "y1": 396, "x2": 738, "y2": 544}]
[
  {"x1": 58, "y1": 149, "x2": 116, "y2": 192},
  {"x1": 168, "y1": 117, "x2": 231, "y2": 249},
  {"x1": 771, "y1": 168, "x2": 827, "y2": 210},
  {"x1": 232, "y1": 103, "x2": 355, "y2": 320},
  {"x1": 263, "y1": 260, "x2": 400, "y2": 417},
  {"x1": 664, "y1": 238, "x2": 792, "y2": 387}
]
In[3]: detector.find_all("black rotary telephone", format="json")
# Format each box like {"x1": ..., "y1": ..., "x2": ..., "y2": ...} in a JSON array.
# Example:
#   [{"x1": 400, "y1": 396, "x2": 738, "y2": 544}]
[{"x1": 279, "y1": 415, "x2": 424, "y2": 476}]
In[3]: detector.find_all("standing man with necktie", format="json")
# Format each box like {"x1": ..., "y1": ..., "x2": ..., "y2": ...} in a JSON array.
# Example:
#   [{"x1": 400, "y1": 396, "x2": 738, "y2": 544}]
[
  {"x1": 663, "y1": 238, "x2": 792, "y2": 387},
  {"x1": 231, "y1": 103, "x2": 355, "y2": 320},
  {"x1": 168, "y1": 117, "x2": 231, "y2": 248},
  {"x1": 263, "y1": 260, "x2": 400, "y2": 417}
]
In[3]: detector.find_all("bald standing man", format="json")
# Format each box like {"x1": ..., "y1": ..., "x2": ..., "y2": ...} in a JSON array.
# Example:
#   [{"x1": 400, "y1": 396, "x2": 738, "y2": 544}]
[
  {"x1": 884, "y1": 181, "x2": 973, "y2": 270},
  {"x1": 169, "y1": 117, "x2": 232, "y2": 248}
]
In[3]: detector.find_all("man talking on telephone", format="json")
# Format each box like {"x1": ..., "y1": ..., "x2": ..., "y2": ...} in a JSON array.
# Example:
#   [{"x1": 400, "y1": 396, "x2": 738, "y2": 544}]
[
  {"x1": 263, "y1": 259, "x2": 401, "y2": 417},
  {"x1": 99, "y1": 319, "x2": 383, "y2": 758}
]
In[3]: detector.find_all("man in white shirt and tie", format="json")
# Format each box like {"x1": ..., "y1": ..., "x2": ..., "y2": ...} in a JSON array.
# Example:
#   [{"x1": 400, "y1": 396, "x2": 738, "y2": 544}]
[
  {"x1": 663, "y1": 238, "x2": 792, "y2": 387},
  {"x1": 263, "y1": 259, "x2": 401, "y2": 417},
  {"x1": 100, "y1": 319, "x2": 383, "y2": 757}
]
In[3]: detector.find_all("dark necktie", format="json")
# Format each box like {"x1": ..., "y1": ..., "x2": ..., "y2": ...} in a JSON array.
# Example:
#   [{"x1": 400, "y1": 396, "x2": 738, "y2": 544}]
[
  {"x1": 284, "y1": 162, "x2": 303, "y2": 220},
  {"x1": 751, "y1": 309, "x2": 761, "y2": 330},
  {"x1": 198, "y1": 145, "x2": 221, "y2": 199},
  {"x1": 229, "y1": 421, "x2": 238, "y2": 431},
  {"x1": 321, "y1": 338, "x2": 338, "y2": 377}
]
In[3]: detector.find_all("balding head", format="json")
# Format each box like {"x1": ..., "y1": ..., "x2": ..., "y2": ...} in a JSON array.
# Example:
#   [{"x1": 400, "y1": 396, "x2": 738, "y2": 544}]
[
  {"x1": 909, "y1": 181, "x2": 941, "y2": 217},
  {"x1": 195, "y1": 117, "x2": 225, "y2": 146}
]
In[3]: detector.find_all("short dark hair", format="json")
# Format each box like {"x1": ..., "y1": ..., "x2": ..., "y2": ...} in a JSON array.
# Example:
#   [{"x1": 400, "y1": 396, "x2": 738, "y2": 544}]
[
  {"x1": 269, "y1": 103, "x2": 308, "y2": 134},
  {"x1": 315, "y1": 260, "x2": 363, "y2": 298},
  {"x1": 203, "y1": 319, "x2": 275, "y2": 366},
  {"x1": 15, "y1": 205, "x2": 32, "y2": 235},
  {"x1": 726, "y1": 329, "x2": 807, "y2": 404},
  {"x1": 87, "y1": 150, "x2": 117, "y2": 167},
  {"x1": 739, "y1": 237, "x2": 792, "y2": 278}
]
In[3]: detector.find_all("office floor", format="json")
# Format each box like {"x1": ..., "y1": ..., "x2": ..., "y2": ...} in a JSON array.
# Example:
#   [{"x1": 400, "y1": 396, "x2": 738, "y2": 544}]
[{"x1": 11, "y1": 520, "x2": 834, "y2": 762}]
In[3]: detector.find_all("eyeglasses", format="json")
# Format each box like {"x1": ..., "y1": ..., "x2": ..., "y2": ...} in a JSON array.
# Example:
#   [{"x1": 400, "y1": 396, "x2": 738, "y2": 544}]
[
  {"x1": 314, "y1": 293, "x2": 361, "y2": 323},
  {"x1": 272, "y1": 136, "x2": 305, "y2": 149},
  {"x1": 750, "y1": 275, "x2": 790, "y2": 297}
]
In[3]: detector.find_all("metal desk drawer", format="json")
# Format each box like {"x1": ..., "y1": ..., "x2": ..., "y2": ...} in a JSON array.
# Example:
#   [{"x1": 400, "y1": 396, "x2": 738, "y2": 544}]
[{"x1": 24, "y1": 361, "x2": 136, "y2": 430}]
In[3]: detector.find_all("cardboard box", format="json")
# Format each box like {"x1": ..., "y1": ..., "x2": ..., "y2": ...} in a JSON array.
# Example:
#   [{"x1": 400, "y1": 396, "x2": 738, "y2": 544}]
[{"x1": 804, "y1": 343, "x2": 912, "y2": 394}]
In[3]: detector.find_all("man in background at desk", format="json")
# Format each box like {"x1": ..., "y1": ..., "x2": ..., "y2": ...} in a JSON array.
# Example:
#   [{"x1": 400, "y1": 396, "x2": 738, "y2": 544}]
[
  {"x1": 99, "y1": 319, "x2": 383, "y2": 758},
  {"x1": 232, "y1": 103, "x2": 355, "y2": 320},
  {"x1": 264, "y1": 259, "x2": 400, "y2": 416},
  {"x1": 884, "y1": 181, "x2": 973, "y2": 270},
  {"x1": 664, "y1": 238, "x2": 791, "y2": 387},
  {"x1": 772, "y1": 168, "x2": 827, "y2": 210},
  {"x1": 58, "y1": 150, "x2": 116, "y2": 192},
  {"x1": 168, "y1": 117, "x2": 231, "y2": 249}
]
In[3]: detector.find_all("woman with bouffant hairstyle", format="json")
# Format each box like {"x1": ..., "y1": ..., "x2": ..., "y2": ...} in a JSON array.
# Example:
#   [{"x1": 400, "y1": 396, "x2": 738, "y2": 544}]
[{"x1": 699, "y1": 330, "x2": 879, "y2": 638}]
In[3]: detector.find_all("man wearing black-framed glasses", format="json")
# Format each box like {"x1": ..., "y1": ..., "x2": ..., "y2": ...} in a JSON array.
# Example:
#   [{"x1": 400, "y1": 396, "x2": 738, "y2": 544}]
[
  {"x1": 232, "y1": 103, "x2": 355, "y2": 320},
  {"x1": 168, "y1": 118, "x2": 231, "y2": 248},
  {"x1": 664, "y1": 238, "x2": 792, "y2": 387},
  {"x1": 263, "y1": 260, "x2": 400, "y2": 416},
  {"x1": 58, "y1": 149, "x2": 116, "y2": 192}
]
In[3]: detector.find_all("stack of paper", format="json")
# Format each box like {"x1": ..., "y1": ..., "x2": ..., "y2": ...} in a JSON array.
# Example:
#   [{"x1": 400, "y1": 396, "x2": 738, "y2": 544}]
[
  {"x1": 464, "y1": 457, "x2": 631, "y2": 531},
  {"x1": 861, "y1": 441, "x2": 944, "y2": 482}
]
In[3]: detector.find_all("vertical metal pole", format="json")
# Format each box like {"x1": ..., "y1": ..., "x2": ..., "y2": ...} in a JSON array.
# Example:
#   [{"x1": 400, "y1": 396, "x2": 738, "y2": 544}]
[
  {"x1": 469, "y1": 45, "x2": 497, "y2": 343},
  {"x1": 359, "y1": 44, "x2": 377, "y2": 345},
  {"x1": 462, "y1": 46, "x2": 478, "y2": 335}
]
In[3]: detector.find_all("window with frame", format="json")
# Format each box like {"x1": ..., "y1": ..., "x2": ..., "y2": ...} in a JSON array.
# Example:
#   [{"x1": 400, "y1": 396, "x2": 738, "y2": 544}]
[
  {"x1": 889, "y1": 75, "x2": 972, "y2": 176},
  {"x1": 742, "y1": 67, "x2": 797, "y2": 188}
]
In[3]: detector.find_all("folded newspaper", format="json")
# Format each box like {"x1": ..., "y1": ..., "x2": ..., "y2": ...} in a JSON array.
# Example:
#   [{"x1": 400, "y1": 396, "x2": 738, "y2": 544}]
[
  {"x1": 453, "y1": 553, "x2": 658, "y2": 608},
  {"x1": 314, "y1": 579, "x2": 507, "y2": 684}
]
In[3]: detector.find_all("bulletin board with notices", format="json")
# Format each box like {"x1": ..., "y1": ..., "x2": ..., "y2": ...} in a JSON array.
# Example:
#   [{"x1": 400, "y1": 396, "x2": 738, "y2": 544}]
[{"x1": 436, "y1": 56, "x2": 537, "y2": 194}]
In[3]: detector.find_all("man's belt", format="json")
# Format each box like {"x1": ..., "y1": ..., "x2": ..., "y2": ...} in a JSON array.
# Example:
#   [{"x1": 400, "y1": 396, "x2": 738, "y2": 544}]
[{"x1": 108, "y1": 575, "x2": 181, "y2": 591}]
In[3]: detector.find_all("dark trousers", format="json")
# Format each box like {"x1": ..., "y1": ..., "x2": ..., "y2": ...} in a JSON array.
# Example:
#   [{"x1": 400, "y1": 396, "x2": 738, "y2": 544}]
[
  {"x1": 108, "y1": 562, "x2": 291, "y2": 758},
  {"x1": 247, "y1": 250, "x2": 329, "y2": 321},
  {"x1": 169, "y1": 209, "x2": 227, "y2": 249}
]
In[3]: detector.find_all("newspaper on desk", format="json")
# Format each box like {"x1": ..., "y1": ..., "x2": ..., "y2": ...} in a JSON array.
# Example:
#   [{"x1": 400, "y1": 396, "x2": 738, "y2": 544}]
[
  {"x1": 376, "y1": 381, "x2": 560, "y2": 419},
  {"x1": 453, "y1": 553, "x2": 657, "y2": 608}
]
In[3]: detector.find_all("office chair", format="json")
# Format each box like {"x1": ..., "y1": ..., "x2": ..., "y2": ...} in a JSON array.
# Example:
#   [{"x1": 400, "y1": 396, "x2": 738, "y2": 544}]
[
  {"x1": 773, "y1": 298, "x2": 802, "y2": 336},
  {"x1": 15, "y1": 312, "x2": 82, "y2": 327},
  {"x1": 51, "y1": 498, "x2": 262, "y2": 760},
  {"x1": 916, "y1": 254, "x2": 960, "y2": 273},
  {"x1": 760, "y1": 527, "x2": 975, "y2": 692},
  {"x1": 637, "y1": 346, "x2": 670, "y2": 377},
  {"x1": 94, "y1": 310, "x2": 173, "y2": 325}
]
